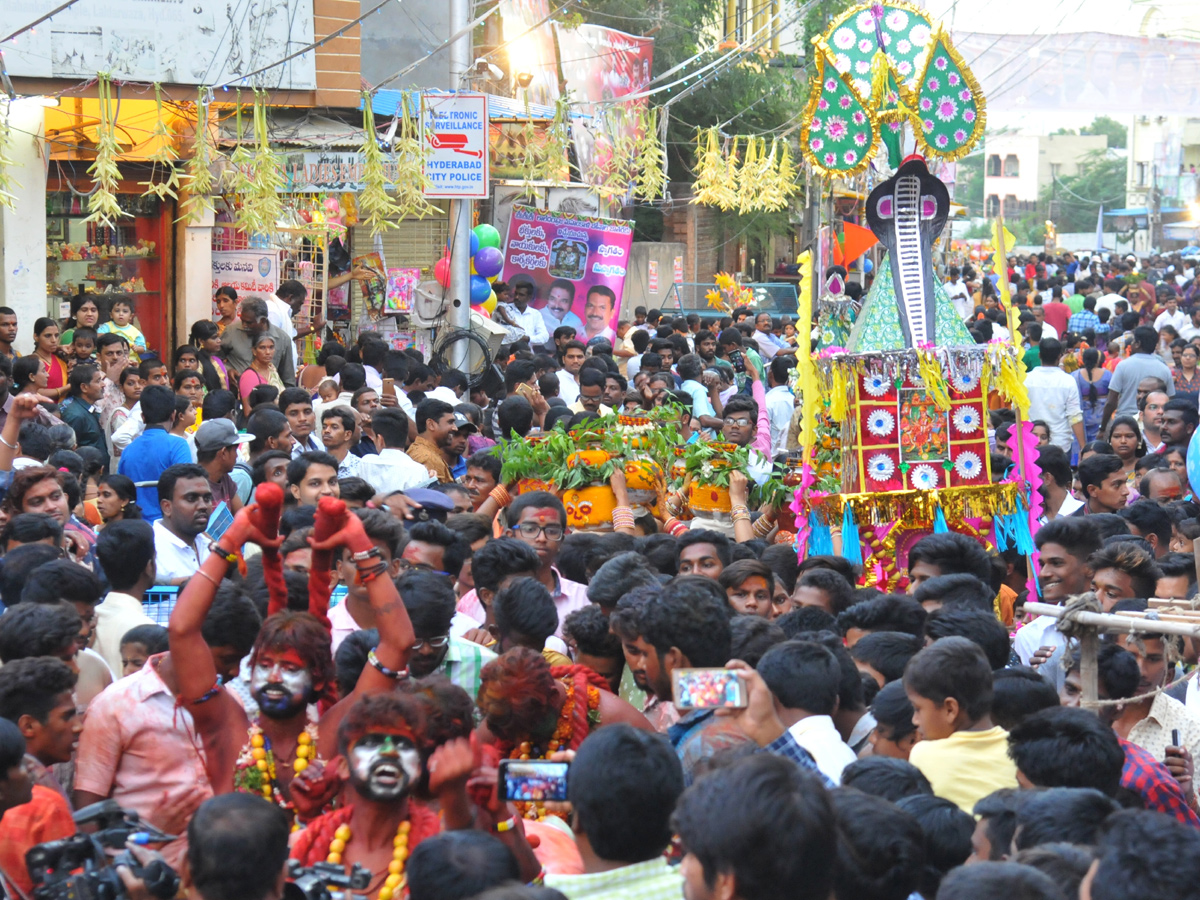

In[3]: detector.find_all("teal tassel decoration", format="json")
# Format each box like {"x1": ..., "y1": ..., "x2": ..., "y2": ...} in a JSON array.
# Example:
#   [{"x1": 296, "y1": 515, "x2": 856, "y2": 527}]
[
  {"x1": 809, "y1": 512, "x2": 833, "y2": 556},
  {"x1": 933, "y1": 503, "x2": 949, "y2": 534},
  {"x1": 842, "y1": 504, "x2": 862, "y2": 566},
  {"x1": 1013, "y1": 499, "x2": 1036, "y2": 556}
]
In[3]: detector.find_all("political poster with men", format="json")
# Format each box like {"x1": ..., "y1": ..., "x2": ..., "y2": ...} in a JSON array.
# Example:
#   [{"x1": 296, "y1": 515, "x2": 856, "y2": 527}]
[{"x1": 500, "y1": 205, "x2": 634, "y2": 344}]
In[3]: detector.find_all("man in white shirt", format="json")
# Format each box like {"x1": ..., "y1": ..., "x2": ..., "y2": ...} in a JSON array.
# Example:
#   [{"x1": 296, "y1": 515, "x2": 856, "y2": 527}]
[
  {"x1": 92, "y1": 519, "x2": 157, "y2": 675},
  {"x1": 1025, "y1": 338, "x2": 1086, "y2": 453},
  {"x1": 1154, "y1": 294, "x2": 1189, "y2": 333},
  {"x1": 556, "y1": 340, "x2": 586, "y2": 407},
  {"x1": 944, "y1": 265, "x2": 973, "y2": 320},
  {"x1": 758, "y1": 640, "x2": 857, "y2": 784},
  {"x1": 765, "y1": 357, "x2": 796, "y2": 457},
  {"x1": 151, "y1": 463, "x2": 213, "y2": 585},
  {"x1": 1035, "y1": 444, "x2": 1083, "y2": 523},
  {"x1": 496, "y1": 280, "x2": 550, "y2": 346},
  {"x1": 356, "y1": 406, "x2": 436, "y2": 496}
]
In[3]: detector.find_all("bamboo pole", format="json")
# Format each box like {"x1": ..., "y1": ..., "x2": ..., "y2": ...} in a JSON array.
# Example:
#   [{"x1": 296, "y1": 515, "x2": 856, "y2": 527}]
[{"x1": 1023, "y1": 602, "x2": 1200, "y2": 639}]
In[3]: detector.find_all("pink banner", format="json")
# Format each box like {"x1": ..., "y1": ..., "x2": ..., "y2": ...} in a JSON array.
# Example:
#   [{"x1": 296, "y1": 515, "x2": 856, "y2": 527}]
[{"x1": 500, "y1": 205, "x2": 634, "y2": 344}]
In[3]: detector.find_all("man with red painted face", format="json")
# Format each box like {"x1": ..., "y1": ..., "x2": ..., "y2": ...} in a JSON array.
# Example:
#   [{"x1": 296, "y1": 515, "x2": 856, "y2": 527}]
[{"x1": 164, "y1": 486, "x2": 421, "y2": 821}]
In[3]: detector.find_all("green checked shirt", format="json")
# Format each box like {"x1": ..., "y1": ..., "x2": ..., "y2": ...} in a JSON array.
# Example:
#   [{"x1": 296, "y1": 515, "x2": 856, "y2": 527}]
[
  {"x1": 439, "y1": 635, "x2": 496, "y2": 700},
  {"x1": 546, "y1": 858, "x2": 683, "y2": 900}
]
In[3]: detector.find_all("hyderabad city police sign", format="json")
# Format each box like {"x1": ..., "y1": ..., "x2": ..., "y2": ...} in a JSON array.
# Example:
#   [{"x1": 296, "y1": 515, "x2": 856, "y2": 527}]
[{"x1": 421, "y1": 93, "x2": 490, "y2": 199}]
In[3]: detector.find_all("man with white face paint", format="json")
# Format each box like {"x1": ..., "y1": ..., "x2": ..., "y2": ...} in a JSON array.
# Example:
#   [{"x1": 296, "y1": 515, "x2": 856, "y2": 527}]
[{"x1": 289, "y1": 693, "x2": 521, "y2": 892}]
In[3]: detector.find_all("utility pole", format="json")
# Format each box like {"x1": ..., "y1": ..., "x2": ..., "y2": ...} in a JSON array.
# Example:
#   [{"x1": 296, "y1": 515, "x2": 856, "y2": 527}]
[
  {"x1": 447, "y1": 0, "x2": 473, "y2": 368},
  {"x1": 1149, "y1": 163, "x2": 1163, "y2": 253}
]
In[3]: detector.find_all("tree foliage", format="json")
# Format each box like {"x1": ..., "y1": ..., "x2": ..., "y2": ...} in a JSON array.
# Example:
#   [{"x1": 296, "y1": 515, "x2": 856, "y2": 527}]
[{"x1": 1040, "y1": 149, "x2": 1126, "y2": 233}]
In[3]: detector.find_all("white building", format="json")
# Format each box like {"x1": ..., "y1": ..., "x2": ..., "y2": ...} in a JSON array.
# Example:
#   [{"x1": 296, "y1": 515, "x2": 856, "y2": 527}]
[{"x1": 982, "y1": 133, "x2": 1109, "y2": 220}]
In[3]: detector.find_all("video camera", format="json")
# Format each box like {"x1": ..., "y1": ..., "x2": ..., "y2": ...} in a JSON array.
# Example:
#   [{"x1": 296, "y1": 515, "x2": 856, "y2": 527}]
[
  {"x1": 25, "y1": 800, "x2": 180, "y2": 900},
  {"x1": 284, "y1": 860, "x2": 371, "y2": 900}
]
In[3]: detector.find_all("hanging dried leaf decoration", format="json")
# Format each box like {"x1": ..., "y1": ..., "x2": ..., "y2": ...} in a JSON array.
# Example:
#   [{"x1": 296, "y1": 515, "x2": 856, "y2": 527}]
[
  {"x1": 776, "y1": 139, "x2": 801, "y2": 202},
  {"x1": 244, "y1": 90, "x2": 285, "y2": 235},
  {"x1": 757, "y1": 138, "x2": 786, "y2": 212},
  {"x1": 735, "y1": 136, "x2": 760, "y2": 214},
  {"x1": 139, "y1": 84, "x2": 181, "y2": 202},
  {"x1": 691, "y1": 127, "x2": 733, "y2": 208},
  {"x1": 517, "y1": 94, "x2": 545, "y2": 197},
  {"x1": 358, "y1": 91, "x2": 402, "y2": 236},
  {"x1": 535, "y1": 94, "x2": 573, "y2": 183},
  {"x1": 226, "y1": 93, "x2": 257, "y2": 233},
  {"x1": 180, "y1": 88, "x2": 217, "y2": 224},
  {"x1": 395, "y1": 91, "x2": 436, "y2": 219},
  {"x1": 633, "y1": 106, "x2": 666, "y2": 201},
  {"x1": 84, "y1": 73, "x2": 131, "y2": 228},
  {"x1": 595, "y1": 105, "x2": 637, "y2": 201},
  {"x1": 0, "y1": 99, "x2": 20, "y2": 212},
  {"x1": 720, "y1": 136, "x2": 741, "y2": 211}
]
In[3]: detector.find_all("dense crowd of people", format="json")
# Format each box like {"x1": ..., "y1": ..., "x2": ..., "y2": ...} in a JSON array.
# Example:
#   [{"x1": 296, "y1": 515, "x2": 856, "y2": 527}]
[{"x1": 0, "y1": 252, "x2": 1200, "y2": 900}]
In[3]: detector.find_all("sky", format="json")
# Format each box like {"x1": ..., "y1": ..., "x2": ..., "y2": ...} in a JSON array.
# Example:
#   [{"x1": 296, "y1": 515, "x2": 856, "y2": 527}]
[{"x1": 918, "y1": 0, "x2": 1198, "y2": 132}]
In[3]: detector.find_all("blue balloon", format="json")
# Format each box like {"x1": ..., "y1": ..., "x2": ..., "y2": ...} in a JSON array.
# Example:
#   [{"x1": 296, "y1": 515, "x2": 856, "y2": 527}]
[
  {"x1": 448, "y1": 233, "x2": 482, "y2": 256},
  {"x1": 862, "y1": 258, "x2": 874, "y2": 274},
  {"x1": 1187, "y1": 428, "x2": 1200, "y2": 502},
  {"x1": 470, "y1": 274, "x2": 492, "y2": 305}
]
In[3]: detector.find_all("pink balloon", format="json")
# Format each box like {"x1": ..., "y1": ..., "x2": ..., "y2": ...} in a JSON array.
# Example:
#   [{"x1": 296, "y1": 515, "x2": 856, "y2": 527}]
[{"x1": 434, "y1": 257, "x2": 451, "y2": 288}]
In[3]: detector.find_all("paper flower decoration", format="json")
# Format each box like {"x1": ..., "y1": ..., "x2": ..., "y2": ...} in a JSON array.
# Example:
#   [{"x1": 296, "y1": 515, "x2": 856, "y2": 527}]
[
  {"x1": 867, "y1": 453, "x2": 896, "y2": 483},
  {"x1": 952, "y1": 406, "x2": 981, "y2": 434},
  {"x1": 910, "y1": 464, "x2": 939, "y2": 490},
  {"x1": 800, "y1": 49, "x2": 878, "y2": 178},
  {"x1": 951, "y1": 372, "x2": 977, "y2": 393},
  {"x1": 954, "y1": 451, "x2": 983, "y2": 480},
  {"x1": 909, "y1": 26, "x2": 985, "y2": 161},
  {"x1": 863, "y1": 373, "x2": 890, "y2": 397},
  {"x1": 867, "y1": 409, "x2": 896, "y2": 437}
]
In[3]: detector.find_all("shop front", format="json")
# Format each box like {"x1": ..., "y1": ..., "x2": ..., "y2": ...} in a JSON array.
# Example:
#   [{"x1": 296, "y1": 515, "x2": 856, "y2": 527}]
[{"x1": 45, "y1": 170, "x2": 174, "y2": 357}]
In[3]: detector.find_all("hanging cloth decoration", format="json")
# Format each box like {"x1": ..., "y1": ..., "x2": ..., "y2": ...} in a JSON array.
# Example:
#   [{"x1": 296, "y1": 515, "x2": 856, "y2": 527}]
[
  {"x1": 932, "y1": 501, "x2": 949, "y2": 533},
  {"x1": 808, "y1": 512, "x2": 834, "y2": 556},
  {"x1": 841, "y1": 503, "x2": 863, "y2": 565}
]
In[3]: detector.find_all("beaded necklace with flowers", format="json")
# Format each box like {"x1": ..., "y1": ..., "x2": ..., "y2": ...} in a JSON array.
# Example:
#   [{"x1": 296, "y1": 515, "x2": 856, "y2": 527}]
[
  {"x1": 233, "y1": 710, "x2": 322, "y2": 814},
  {"x1": 498, "y1": 666, "x2": 604, "y2": 820},
  {"x1": 292, "y1": 801, "x2": 442, "y2": 900}
]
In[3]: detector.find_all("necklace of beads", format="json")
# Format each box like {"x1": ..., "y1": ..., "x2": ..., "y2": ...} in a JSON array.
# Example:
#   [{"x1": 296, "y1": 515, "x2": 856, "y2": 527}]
[
  {"x1": 506, "y1": 681, "x2": 576, "y2": 820},
  {"x1": 238, "y1": 718, "x2": 319, "y2": 808},
  {"x1": 326, "y1": 819, "x2": 411, "y2": 900}
]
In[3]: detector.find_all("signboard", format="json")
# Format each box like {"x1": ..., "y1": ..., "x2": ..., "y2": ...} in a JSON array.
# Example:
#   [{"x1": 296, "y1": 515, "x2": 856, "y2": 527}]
[
  {"x1": 673, "y1": 256, "x2": 683, "y2": 284},
  {"x1": 0, "y1": 0, "x2": 315, "y2": 88},
  {"x1": 212, "y1": 250, "x2": 279, "y2": 297},
  {"x1": 422, "y1": 93, "x2": 489, "y2": 199},
  {"x1": 648, "y1": 260, "x2": 659, "y2": 293},
  {"x1": 500, "y1": 205, "x2": 634, "y2": 344},
  {"x1": 555, "y1": 24, "x2": 655, "y2": 190}
]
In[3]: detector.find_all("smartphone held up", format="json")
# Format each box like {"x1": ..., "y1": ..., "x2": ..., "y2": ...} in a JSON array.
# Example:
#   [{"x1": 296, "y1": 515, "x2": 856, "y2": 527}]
[{"x1": 672, "y1": 668, "x2": 748, "y2": 711}]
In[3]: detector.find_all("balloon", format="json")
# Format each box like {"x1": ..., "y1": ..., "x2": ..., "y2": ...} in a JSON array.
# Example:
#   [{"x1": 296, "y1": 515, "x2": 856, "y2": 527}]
[
  {"x1": 470, "y1": 258, "x2": 478, "y2": 275},
  {"x1": 434, "y1": 257, "x2": 451, "y2": 288},
  {"x1": 862, "y1": 258, "x2": 873, "y2": 274},
  {"x1": 487, "y1": 274, "x2": 498, "y2": 283},
  {"x1": 474, "y1": 246, "x2": 504, "y2": 279},
  {"x1": 470, "y1": 274, "x2": 492, "y2": 305},
  {"x1": 474, "y1": 224, "x2": 501, "y2": 249},
  {"x1": 471, "y1": 232, "x2": 481, "y2": 255},
  {"x1": 1187, "y1": 428, "x2": 1200, "y2": 500},
  {"x1": 483, "y1": 290, "x2": 498, "y2": 314}
]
